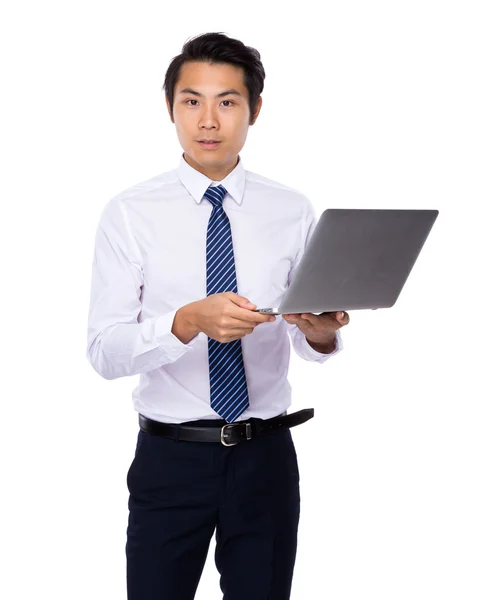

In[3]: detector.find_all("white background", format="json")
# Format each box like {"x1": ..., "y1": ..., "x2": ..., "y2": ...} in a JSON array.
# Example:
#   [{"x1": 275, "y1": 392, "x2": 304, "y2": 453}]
[{"x1": 2, "y1": 1, "x2": 489, "y2": 598}]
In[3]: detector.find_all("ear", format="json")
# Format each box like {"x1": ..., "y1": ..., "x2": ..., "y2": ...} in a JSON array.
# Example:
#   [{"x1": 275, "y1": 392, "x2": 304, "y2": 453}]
[
  {"x1": 250, "y1": 96, "x2": 263, "y2": 126},
  {"x1": 165, "y1": 97, "x2": 174, "y2": 123}
]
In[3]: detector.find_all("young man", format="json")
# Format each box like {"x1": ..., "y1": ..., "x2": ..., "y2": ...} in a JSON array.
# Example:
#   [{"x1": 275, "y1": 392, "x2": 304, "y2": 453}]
[{"x1": 86, "y1": 32, "x2": 350, "y2": 600}]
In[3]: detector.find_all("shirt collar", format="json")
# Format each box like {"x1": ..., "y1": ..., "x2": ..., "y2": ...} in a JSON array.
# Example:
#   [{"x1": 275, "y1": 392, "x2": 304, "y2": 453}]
[{"x1": 176, "y1": 152, "x2": 245, "y2": 205}]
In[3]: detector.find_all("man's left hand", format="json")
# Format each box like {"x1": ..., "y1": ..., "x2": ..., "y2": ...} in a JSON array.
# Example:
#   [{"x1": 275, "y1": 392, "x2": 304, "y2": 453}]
[{"x1": 281, "y1": 311, "x2": 350, "y2": 345}]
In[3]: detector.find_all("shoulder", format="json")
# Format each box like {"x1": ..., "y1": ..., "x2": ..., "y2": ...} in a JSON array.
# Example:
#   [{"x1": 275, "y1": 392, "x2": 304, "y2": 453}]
[
  {"x1": 244, "y1": 168, "x2": 313, "y2": 213},
  {"x1": 112, "y1": 168, "x2": 179, "y2": 206},
  {"x1": 101, "y1": 168, "x2": 181, "y2": 219}
]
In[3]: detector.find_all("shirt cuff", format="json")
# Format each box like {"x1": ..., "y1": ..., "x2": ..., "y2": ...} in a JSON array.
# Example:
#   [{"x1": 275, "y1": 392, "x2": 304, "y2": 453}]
[{"x1": 153, "y1": 309, "x2": 200, "y2": 361}]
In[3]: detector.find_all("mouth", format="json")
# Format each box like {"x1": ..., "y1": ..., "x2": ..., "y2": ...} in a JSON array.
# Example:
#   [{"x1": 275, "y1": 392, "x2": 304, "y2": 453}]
[{"x1": 197, "y1": 140, "x2": 222, "y2": 149}]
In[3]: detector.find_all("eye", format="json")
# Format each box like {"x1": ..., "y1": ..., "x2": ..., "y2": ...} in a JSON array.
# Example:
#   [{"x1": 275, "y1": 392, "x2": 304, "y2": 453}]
[{"x1": 184, "y1": 99, "x2": 235, "y2": 107}]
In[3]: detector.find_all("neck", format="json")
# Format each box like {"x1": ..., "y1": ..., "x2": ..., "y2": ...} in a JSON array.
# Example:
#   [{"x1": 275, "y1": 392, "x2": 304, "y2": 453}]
[{"x1": 183, "y1": 153, "x2": 238, "y2": 181}]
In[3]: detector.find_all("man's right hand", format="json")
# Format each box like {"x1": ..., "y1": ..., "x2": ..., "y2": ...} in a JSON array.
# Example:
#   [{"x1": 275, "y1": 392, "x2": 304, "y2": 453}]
[{"x1": 176, "y1": 292, "x2": 275, "y2": 344}]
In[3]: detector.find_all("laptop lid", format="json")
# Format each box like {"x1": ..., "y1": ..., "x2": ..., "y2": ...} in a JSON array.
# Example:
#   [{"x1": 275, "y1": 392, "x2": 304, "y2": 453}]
[{"x1": 274, "y1": 208, "x2": 439, "y2": 314}]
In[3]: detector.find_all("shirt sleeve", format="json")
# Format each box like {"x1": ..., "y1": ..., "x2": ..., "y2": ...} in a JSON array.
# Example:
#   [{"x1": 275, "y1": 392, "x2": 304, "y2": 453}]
[
  {"x1": 285, "y1": 195, "x2": 344, "y2": 363},
  {"x1": 86, "y1": 197, "x2": 199, "y2": 380}
]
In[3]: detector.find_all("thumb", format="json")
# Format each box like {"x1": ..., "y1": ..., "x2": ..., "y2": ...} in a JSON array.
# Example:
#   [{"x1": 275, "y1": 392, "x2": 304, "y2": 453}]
[{"x1": 229, "y1": 293, "x2": 256, "y2": 309}]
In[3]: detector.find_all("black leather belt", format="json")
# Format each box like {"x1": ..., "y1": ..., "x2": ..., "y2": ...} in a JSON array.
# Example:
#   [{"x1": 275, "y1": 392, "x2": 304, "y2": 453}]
[{"x1": 138, "y1": 408, "x2": 314, "y2": 446}]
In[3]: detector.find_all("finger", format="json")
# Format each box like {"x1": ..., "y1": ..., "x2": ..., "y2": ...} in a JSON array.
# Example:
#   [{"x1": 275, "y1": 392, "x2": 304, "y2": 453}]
[
  {"x1": 227, "y1": 299, "x2": 268, "y2": 320},
  {"x1": 336, "y1": 311, "x2": 350, "y2": 325},
  {"x1": 228, "y1": 315, "x2": 276, "y2": 330},
  {"x1": 236, "y1": 307, "x2": 274, "y2": 323},
  {"x1": 300, "y1": 313, "x2": 318, "y2": 324}
]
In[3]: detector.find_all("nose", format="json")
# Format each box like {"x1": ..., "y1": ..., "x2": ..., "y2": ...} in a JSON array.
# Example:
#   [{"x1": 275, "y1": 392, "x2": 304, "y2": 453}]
[{"x1": 199, "y1": 104, "x2": 219, "y2": 129}]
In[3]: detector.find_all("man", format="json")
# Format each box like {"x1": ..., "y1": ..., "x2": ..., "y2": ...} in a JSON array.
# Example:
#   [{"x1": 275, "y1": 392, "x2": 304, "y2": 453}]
[{"x1": 86, "y1": 32, "x2": 349, "y2": 600}]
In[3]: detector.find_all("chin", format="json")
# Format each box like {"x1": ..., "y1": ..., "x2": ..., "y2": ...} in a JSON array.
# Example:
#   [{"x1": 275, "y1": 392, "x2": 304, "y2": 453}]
[{"x1": 188, "y1": 150, "x2": 223, "y2": 163}]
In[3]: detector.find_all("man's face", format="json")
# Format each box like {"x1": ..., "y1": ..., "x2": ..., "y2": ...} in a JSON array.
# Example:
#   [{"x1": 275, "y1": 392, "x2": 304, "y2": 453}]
[{"x1": 167, "y1": 61, "x2": 262, "y2": 179}]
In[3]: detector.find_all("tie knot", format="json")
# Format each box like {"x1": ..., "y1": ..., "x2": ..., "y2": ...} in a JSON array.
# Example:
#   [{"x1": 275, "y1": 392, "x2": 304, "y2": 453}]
[{"x1": 203, "y1": 184, "x2": 227, "y2": 208}]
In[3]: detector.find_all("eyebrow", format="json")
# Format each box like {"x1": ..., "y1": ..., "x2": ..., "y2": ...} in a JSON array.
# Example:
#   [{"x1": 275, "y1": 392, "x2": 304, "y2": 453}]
[{"x1": 177, "y1": 87, "x2": 243, "y2": 98}]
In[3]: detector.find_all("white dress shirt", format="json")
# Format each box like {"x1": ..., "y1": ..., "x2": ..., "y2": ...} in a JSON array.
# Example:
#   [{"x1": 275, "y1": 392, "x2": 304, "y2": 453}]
[{"x1": 86, "y1": 153, "x2": 343, "y2": 423}]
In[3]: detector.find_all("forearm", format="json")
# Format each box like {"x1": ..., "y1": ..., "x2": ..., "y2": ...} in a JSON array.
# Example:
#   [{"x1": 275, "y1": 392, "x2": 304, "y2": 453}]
[{"x1": 87, "y1": 307, "x2": 200, "y2": 380}]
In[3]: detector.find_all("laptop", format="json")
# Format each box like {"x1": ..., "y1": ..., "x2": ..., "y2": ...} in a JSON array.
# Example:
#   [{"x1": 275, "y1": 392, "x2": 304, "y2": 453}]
[{"x1": 253, "y1": 208, "x2": 439, "y2": 315}]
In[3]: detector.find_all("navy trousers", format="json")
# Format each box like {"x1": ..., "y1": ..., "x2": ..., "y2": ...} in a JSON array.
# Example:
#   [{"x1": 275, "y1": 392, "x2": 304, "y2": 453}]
[{"x1": 126, "y1": 417, "x2": 301, "y2": 600}]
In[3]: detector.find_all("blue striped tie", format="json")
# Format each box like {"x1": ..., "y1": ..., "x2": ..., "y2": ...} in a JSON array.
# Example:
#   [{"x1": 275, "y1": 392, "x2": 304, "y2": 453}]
[{"x1": 204, "y1": 184, "x2": 250, "y2": 423}]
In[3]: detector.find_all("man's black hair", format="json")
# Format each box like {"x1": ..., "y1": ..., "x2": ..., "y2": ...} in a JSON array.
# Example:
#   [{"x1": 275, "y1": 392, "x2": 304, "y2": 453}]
[{"x1": 163, "y1": 32, "x2": 266, "y2": 125}]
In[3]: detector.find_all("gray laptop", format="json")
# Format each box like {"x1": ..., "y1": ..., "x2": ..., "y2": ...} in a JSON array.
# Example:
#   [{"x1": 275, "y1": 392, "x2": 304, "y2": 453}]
[{"x1": 253, "y1": 208, "x2": 439, "y2": 315}]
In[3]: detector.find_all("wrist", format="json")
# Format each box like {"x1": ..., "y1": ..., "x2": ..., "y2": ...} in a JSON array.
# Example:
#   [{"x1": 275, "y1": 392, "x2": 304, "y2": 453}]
[
  {"x1": 172, "y1": 303, "x2": 201, "y2": 344},
  {"x1": 306, "y1": 333, "x2": 337, "y2": 354}
]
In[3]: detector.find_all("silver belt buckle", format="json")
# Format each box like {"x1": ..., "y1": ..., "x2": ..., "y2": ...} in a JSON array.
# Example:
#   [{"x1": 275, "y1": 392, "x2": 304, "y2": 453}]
[{"x1": 220, "y1": 422, "x2": 252, "y2": 446}]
